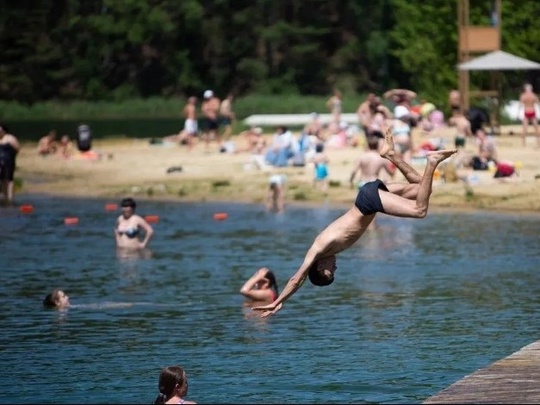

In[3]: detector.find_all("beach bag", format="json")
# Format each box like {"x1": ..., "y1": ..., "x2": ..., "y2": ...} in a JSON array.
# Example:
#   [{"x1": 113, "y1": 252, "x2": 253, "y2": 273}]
[
  {"x1": 494, "y1": 162, "x2": 516, "y2": 178},
  {"x1": 77, "y1": 124, "x2": 92, "y2": 152},
  {"x1": 471, "y1": 156, "x2": 489, "y2": 171}
]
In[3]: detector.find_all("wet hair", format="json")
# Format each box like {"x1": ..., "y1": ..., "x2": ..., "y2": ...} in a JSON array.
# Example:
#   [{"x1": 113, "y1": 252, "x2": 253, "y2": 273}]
[
  {"x1": 43, "y1": 289, "x2": 63, "y2": 308},
  {"x1": 264, "y1": 270, "x2": 279, "y2": 296},
  {"x1": 120, "y1": 197, "x2": 136, "y2": 209},
  {"x1": 308, "y1": 260, "x2": 335, "y2": 287},
  {"x1": 154, "y1": 366, "x2": 188, "y2": 404}
]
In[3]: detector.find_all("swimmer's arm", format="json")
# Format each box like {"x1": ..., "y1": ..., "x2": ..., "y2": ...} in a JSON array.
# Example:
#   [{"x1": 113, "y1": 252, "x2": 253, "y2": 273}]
[
  {"x1": 253, "y1": 240, "x2": 325, "y2": 317},
  {"x1": 240, "y1": 269, "x2": 275, "y2": 302},
  {"x1": 252, "y1": 261, "x2": 311, "y2": 317},
  {"x1": 114, "y1": 218, "x2": 121, "y2": 243},
  {"x1": 138, "y1": 217, "x2": 154, "y2": 248}
]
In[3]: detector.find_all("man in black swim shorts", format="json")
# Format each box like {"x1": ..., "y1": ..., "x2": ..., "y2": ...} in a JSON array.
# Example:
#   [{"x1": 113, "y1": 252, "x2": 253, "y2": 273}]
[{"x1": 254, "y1": 128, "x2": 457, "y2": 317}]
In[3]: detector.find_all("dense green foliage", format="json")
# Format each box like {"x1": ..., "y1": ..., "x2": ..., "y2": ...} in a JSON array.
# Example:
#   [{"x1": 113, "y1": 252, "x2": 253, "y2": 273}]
[{"x1": 0, "y1": 0, "x2": 539, "y2": 112}]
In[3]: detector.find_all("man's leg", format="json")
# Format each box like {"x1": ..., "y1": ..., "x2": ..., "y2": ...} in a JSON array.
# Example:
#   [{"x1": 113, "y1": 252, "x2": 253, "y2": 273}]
[
  {"x1": 379, "y1": 128, "x2": 422, "y2": 184},
  {"x1": 379, "y1": 128, "x2": 423, "y2": 199},
  {"x1": 378, "y1": 129, "x2": 456, "y2": 218}
]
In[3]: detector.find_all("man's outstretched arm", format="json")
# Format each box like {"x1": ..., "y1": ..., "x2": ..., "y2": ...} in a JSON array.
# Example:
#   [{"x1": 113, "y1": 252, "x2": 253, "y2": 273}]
[{"x1": 252, "y1": 248, "x2": 318, "y2": 317}]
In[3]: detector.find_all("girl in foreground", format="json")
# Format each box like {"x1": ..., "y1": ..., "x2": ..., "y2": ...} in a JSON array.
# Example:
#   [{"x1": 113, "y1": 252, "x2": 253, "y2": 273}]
[{"x1": 154, "y1": 366, "x2": 197, "y2": 404}]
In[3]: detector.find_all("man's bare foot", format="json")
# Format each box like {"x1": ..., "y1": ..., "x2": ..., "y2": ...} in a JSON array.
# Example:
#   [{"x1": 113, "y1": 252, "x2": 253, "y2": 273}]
[
  {"x1": 379, "y1": 127, "x2": 395, "y2": 158},
  {"x1": 426, "y1": 149, "x2": 457, "y2": 165}
]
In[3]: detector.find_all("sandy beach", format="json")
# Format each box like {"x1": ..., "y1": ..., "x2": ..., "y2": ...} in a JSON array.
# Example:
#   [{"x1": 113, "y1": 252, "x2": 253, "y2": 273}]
[{"x1": 14, "y1": 125, "x2": 540, "y2": 213}]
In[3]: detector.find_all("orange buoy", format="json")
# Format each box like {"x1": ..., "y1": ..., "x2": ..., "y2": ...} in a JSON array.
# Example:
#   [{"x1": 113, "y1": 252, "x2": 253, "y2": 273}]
[
  {"x1": 19, "y1": 204, "x2": 34, "y2": 214},
  {"x1": 64, "y1": 217, "x2": 79, "y2": 225},
  {"x1": 105, "y1": 203, "x2": 118, "y2": 211},
  {"x1": 213, "y1": 212, "x2": 228, "y2": 221},
  {"x1": 144, "y1": 215, "x2": 160, "y2": 223}
]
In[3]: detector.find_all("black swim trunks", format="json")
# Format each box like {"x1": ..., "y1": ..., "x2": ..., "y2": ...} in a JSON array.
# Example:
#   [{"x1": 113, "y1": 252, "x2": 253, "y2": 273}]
[{"x1": 354, "y1": 179, "x2": 388, "y2": 215}]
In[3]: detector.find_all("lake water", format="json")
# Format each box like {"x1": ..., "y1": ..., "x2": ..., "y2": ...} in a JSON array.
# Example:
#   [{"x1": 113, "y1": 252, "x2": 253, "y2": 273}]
[{"x1": 1, "y1": 196, "x2": 539, "y2": 404}]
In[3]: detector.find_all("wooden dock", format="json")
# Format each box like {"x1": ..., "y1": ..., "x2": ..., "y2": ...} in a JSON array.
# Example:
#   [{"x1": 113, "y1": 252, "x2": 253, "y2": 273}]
[{"x1": 424, "y1": 340, "x2": 540, "y2": 404}]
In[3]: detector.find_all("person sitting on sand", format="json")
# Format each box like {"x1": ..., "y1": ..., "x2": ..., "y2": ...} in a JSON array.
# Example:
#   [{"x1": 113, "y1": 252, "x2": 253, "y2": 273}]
[
  {"x1": 115, "y1": 197, "x2": 154, "y2": 250},
  {"x1": 43, "y1": 289, "x2": 71, "y2": 309},
  {"x1": 154, "y1": 365, "x2": 197, "y2": 404},
  {"x1": 240, "y1": 267, "x2": 279, "y2": 303},
  {"x1": 253, "y1": 128, "x2": 457, "y2": 317},
  {"x1": 57, "y1": 134, "x2": 74, "y2": 159},
  {"x1": 37, "y1": 130, "x2": 58, "y2": 156}
]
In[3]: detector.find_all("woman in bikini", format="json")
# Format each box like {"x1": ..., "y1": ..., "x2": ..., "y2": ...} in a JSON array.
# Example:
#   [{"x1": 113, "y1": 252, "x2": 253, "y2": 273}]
[
  {"x1": 154, "y1": 366, "x2": 197, "y2": 404},
  {"x1": 115, "y1": 197, "x2": 154, "y2": 250}
]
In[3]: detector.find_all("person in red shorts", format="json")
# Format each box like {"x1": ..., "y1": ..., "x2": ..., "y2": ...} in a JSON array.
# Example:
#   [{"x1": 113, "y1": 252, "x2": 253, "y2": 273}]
[{"x1": 519, "y1": 83, "x2": 540, "y2": 147}]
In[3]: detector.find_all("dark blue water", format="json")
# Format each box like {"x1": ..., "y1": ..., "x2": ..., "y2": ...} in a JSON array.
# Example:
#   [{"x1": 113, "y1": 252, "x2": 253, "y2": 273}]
[{"x1": 1, "y1": 196, "x2": 539, "y2": 404}]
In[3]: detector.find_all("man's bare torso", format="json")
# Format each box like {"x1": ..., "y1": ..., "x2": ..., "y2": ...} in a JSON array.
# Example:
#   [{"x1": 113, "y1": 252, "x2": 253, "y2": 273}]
[
  {"x1": 203, "y1": 98, "x2": 220, "y2": 119},
  {"x1": 521, "y1": 91, "x2": 539, "y2": 112}
]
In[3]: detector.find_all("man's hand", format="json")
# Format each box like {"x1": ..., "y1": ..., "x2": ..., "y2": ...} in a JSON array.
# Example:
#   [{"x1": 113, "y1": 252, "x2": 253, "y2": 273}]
[{"x1": 252, "y1": 301, "x2": 283, "y2": 318}]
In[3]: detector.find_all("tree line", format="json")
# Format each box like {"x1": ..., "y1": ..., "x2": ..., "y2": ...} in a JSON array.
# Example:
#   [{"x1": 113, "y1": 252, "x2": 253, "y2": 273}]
[{"x1": 1, "y1": 0, "x2": 539, "y2": 107}]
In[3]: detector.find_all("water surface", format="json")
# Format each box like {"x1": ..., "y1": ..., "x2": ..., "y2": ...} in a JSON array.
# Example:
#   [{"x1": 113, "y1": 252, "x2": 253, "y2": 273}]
[{"x1": 1, "y1": 197, "x2": 539, "y2": 404}]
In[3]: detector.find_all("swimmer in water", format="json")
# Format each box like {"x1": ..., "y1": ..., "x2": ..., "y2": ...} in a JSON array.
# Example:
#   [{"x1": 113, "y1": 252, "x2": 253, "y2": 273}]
[
  {"x1": 115, "y1": 197, "x2": 154, "y2": 249},
  {"x1": 42, "y1": 289, "x2": 70, "y2": 309}
]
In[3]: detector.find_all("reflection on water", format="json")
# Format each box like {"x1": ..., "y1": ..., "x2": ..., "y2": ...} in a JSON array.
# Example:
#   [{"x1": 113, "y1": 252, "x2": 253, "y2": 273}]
[
  {"x1": 116, "y1": 247, "x2": 154, "y2": 261},
  {"x1": 1, "y1": 196, "x2": 540, "y2": 404}
]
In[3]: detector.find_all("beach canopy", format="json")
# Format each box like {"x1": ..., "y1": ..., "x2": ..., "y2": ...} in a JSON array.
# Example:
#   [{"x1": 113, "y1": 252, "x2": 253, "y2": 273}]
[{"x1": 458, "y1": 50, "x2": 540, "y2": 71}]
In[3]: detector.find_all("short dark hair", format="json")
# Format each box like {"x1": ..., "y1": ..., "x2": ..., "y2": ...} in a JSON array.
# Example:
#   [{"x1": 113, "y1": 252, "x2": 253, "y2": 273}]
[
  {"x1": 308, "y1": 260, "x2": 334, "y2": 286},
  {"x1": 120, "y1": 197, "x2": 136, "y2": 209}
]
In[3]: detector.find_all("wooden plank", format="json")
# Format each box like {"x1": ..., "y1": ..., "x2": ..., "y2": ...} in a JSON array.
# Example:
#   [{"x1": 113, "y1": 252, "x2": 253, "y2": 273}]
[{"x1": 424, "y1": 341, "x2": 540, "y2": 404}]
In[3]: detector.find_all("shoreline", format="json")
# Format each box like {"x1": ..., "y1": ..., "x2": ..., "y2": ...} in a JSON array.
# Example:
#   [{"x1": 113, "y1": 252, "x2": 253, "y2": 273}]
[{"x1": 13, "y1": 126, "x2": 540, "y2": 215}]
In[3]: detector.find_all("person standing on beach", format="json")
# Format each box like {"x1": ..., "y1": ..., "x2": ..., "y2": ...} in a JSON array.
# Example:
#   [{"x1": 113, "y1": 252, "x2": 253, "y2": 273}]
[
  {"x1": 349, "y1": 136, "x2": 395, "y2": 190},
  {"x1": 254, "y1": 128, "x2": 456, "y2": 317},
  {"x1": 178, "y1": 96, "x2": 199, "y2": 150},
  {"x1": 448, "y1": 110, "x2": 473, "y2": 150},
  {"x1": 219, "y1": 93, "x2": 235, "y2": 141},
  {"x1": 357, "y1": 93, "x2": 376, "y2": 143},
  {"x1": 266, "y1": 174, "x2": 286, "y2": 212},
  {"x1": 326, "y1": 90, "x2": 343, "y2": 125},
  {"x1": 0, "y1": 123, "x2": 20, "y2": 205},
  {"x1": 115, "y1": 197, "x2": 154, "y2": 250},
  {"x1": 519, "y1": 83, "x2": 540, "y2": 147},
  {"x1": 448, "y1": 89, "x2": 462, "y2": 117},
  {"x1": 201, "y1": 89, "x2": 221, "y2": 149}
]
